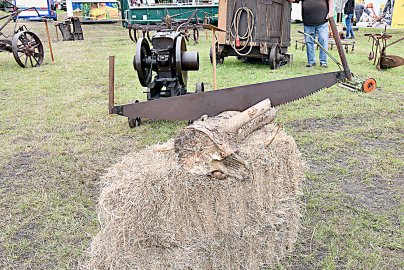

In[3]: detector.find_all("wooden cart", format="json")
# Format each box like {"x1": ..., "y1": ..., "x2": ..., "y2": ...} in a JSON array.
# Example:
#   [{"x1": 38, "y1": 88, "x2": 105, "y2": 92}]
[{"x1": 215, "y1": 0, "x2": 292, "y2": 69}]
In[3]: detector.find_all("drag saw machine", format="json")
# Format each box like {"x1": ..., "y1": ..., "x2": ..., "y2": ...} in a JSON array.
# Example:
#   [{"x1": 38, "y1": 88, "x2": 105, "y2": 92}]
[{"x1": 109, "y1": 18, "x2": 377, "y2": 127}]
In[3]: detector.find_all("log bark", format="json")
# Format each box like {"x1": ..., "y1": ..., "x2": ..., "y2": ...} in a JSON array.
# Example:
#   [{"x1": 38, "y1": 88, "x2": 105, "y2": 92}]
[{"x1": 174, "y1": 99, "x2": 277, "y2": 179}]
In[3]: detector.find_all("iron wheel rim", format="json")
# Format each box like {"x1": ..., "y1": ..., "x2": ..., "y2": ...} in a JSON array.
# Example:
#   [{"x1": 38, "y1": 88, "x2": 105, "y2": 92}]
[
  {"x1": 134, "y1": 38, "x2": 152, "y2": 86},
  {"x1": 12, "y1": 31, "x2": 44, "y2": 68},
  {"x1": 175, "y1": 36, "x2": 187, "y2": 86}
]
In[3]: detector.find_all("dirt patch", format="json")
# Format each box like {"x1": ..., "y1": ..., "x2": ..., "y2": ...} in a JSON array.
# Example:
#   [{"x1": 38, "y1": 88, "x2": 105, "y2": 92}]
[
  {"x1": 287, "y1": 117, "x2": 345, "y2": 132},
  {"x1": 342, "y1": 176, "x2": 403, "y2": 213},
  {"x1": 0, "y1": 150, "x2": 48, "y2": 181}
]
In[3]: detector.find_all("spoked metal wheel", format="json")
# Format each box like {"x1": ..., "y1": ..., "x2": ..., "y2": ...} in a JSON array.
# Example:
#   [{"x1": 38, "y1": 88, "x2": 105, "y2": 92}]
[
  {"x1": 269, "y1": 44, "x2": 282, "y2": 70},
  {"x1": 12, "y1": 31, "x2": 44, "y2": 68}
]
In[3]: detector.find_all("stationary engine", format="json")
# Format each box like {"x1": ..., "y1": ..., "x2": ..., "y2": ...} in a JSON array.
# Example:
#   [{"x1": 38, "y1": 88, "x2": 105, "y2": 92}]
[{"x1": 133, "y1": 31, "x2": 202, "y2": 100}]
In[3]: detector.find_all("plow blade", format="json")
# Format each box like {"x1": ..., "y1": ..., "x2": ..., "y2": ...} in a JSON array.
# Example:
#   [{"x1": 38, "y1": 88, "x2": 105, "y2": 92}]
[{"x1": 112, "y1": 71, "x2": 348, "y2": 121}]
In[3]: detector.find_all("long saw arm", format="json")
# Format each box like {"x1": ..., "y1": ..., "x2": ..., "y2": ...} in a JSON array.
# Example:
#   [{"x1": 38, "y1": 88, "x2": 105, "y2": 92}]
[{"x1": 112, "y1": 71, "x2": 348, "y2": 121}]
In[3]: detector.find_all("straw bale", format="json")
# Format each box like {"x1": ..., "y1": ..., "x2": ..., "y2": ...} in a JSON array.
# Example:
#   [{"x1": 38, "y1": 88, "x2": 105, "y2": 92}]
[{"x1": 82, "y1": 110, "x2": 305, "y2": 270}]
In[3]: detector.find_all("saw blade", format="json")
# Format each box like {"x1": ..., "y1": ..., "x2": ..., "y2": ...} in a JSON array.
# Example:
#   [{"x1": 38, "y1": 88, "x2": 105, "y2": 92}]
[{"x1": 117, "y1": 71, "x2": 347, "y2": 121}]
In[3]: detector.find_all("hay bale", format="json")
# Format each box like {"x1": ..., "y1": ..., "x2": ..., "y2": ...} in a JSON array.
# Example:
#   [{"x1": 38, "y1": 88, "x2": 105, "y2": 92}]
[{"x1": 82, "y1": 101, "x2": 305, "y2": 270}]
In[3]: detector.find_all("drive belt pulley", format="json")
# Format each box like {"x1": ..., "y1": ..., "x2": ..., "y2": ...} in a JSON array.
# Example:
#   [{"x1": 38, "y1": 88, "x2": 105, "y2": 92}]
[{"x1": 134, "y1": 37, "x2": 153, "y2": 86}]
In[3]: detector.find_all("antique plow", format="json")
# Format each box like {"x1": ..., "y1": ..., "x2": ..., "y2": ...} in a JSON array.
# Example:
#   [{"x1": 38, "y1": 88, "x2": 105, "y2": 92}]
[
  {"x1": 110, "y1": 18, "x2": 376, "y2": 127},
  {"x1": 0, "y1": 2, "x2": 44, "y2": 68},
  {"x1": 365, "y1": 29, "x2": 404, "y2": 70},
  {"x1": 128, "y1": 9, "x2": 212, "y2": 44}
]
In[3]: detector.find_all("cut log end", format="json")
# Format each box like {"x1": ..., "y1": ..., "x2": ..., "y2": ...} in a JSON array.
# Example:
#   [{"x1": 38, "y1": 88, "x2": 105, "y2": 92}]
[{"x1": 175, "y1": 99, "x2": 277, "y2": 178}]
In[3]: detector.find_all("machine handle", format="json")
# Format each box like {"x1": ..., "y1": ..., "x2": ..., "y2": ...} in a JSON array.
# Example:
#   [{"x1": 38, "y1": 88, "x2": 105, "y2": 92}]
[{"x1": 328, "y1": 17, "x2": 352, "y2": 80}]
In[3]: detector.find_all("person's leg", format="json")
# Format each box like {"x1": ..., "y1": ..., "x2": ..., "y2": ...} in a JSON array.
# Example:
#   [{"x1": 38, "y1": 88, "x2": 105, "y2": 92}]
[
  {"x1": 317, "y1": 22, "x2": 329, "y2": 66},
  {"x1": 345, "y1": 14, "x2": 351, "y2": 38},
  {"x1": 349, "y1": 14, "x2": 355, "y2": 38},
  {"x1": 304, "y1": 25, "x2": 316, "y2": 66},
  {"x1": 356, "y1": 10, "x2": 363, "y2": 23}
]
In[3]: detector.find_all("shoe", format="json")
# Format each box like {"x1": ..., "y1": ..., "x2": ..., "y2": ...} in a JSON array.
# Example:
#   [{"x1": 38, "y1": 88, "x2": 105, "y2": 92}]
[
  {"x1": 306, "y1": 63, "x2": 316, "y2": 67},
  {"x1": 349, "y1": 36, "x2": 355, "y2": 39},
  {"x1": 320, "y1": 63, "x2": 328, "y2": 68}
]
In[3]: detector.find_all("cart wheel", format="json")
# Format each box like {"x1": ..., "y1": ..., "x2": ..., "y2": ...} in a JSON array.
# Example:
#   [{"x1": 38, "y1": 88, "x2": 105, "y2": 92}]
[
  {"x1": 12, "y1": 31, "x2": 44, "y2": 68},
  {"x1": 195, "y1": 82, "x2": 204, "y2": 93},
  {"x1": 128, "y1": 117, "x2": 141, "y2": 128},
  {"x1": 210, "y1": 44, "x2": 224, "y2": 65},
  {"x1": 362, "y1": 78, "x2": 377, "y2": 93},
  {"x1": 269, "y1": 45, "x2": 281, "y2": 70},
  {"x1": 218, "y1": 54, "x2": 224, "y2": 64},
  {"x1": 129, "y1": 28, "x2": 138, "y2": 42}
]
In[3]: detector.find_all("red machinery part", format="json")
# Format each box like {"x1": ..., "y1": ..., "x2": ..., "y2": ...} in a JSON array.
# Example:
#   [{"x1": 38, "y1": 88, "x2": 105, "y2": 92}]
[
  {"x1": 235, "y1": 36, "x2": 241, "y2": 47},
  {"x1": 362, "y1": 78, "x2": 377, "y2": 93}
]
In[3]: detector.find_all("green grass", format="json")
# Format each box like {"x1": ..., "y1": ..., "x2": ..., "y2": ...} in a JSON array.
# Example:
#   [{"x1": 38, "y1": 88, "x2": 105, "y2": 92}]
[{"x1": 0, "y1": 17, "x2": 403, "y2": 269}]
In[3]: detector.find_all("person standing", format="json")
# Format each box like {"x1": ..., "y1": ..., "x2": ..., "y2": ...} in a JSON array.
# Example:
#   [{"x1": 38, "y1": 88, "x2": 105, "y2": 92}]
[
  {"x1": 344, "y1": 0, "x2": 355, "y2": 39},
  {"x1": 288, "y1": 0, "x2": 334, "y2": 68}
]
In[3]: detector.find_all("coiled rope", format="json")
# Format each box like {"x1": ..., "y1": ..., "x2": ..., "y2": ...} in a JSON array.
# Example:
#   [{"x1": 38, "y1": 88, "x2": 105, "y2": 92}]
[{"x1": 230, "y1": 6, "x2": 255, "y2": 56}]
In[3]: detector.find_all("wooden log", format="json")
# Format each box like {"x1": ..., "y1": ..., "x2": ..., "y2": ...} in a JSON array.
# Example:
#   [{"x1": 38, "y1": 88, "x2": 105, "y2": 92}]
[
  {"x1": 237, "y1": 107, "x2": 277, "y2": 142},
  {"x1": 223, "y1": 99, "x2": 272, "y2": 132},
  {"x1": 174, "y1": 99, "x2": 276, "y2": 179}
]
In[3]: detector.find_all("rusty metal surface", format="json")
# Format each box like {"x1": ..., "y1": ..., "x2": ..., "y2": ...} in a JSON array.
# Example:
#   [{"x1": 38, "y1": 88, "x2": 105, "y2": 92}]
[
  {"x1": 115, "y1": 71, "x2": 347, "y2": 121},
  {"x1": 11, "y1": 31, "x2": 44, "y2": 68},
  {"x1": 55, "y1": 17, "x2": 84, "y2": 41},
  {"x1": 109, "y1": 56, "x2": 115, "y2": 114},
  {"x1": 0, "y1": 5, "x2": 45, "y2": 67},
  {"x1": 328, "y1": 17, "x2": 352, "y2": 80},
  {"x1": 365, "y1": 30, "x2": 403, "y2": 70},
  {"x1": 380, "y1": 55, "x2": 404, "y2": 69},
  {"x1": 127, "y1": 9, "x2": 211, "y2": 44}
]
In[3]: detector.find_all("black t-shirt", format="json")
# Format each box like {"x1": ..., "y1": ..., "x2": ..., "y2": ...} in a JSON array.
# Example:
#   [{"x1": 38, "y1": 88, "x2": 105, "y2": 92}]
[
  {"x1": 298, "y1": 0, "x2": 329, "y2": 26},
  {"x1": 344, "y1": 0, "x2": 355, "y2": 14}
]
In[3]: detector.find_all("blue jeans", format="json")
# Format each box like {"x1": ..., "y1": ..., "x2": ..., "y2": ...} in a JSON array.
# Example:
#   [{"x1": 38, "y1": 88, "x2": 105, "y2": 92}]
[
  {"x1": 345, "y1": 13, "x2": 354, "y2": 38},
  {"x1": 304, "y1": 22, "x2": 329, "y2": 65}
]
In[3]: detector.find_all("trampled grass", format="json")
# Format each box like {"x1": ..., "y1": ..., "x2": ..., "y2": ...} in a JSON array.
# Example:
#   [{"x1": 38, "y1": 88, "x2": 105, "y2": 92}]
[{"x1": 0, "y1": 16, "x2": 403, "y2": 269}]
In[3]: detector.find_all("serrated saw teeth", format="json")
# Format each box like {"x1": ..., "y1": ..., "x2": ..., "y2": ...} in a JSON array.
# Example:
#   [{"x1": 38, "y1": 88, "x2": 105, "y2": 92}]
[{"x1": 116, "y1": 71, "x2": 348, "y2": 124}]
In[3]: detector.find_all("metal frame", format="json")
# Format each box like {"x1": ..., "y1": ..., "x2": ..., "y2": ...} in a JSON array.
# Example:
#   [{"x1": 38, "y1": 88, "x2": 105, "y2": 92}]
[
  {"x1": 0, "y1": 2, "x2": 45, "y2": 67},
  {"x1": 365, "y1": 29, "x2": 404, "y2": 70},
  {"x1": 127, "y1": 9, "x2": 213, "y2": 44}
]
